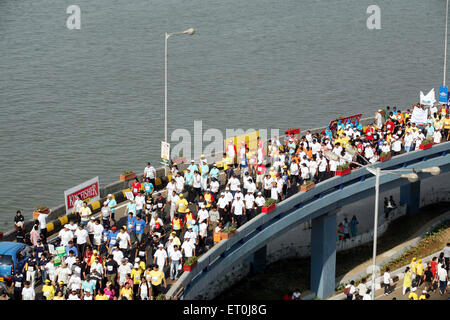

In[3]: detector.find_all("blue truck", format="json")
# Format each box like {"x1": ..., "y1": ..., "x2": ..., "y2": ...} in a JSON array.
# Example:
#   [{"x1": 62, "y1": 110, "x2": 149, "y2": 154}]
[{"x1": 0, "y1": 242, "x2": 33, "y2": 293}]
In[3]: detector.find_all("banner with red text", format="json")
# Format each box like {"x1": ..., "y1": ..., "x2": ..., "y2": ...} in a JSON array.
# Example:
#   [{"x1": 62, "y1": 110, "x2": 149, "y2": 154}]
[
  {"x1": 328, "y1": 113, "x2": 363, "y2": 132},
  {"x1": 64, "y1": 176, "x2": 100, "y2": 213}
]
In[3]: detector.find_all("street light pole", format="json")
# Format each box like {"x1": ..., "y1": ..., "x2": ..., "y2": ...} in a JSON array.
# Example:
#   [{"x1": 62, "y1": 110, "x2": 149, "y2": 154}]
[
  {"x1": 163, "y1": 28, "x2": 195, "y2": 171},
  {"x1": 370, "y1": 167, "x2": 380, "y2": 300},
  {"x1": 445, "y1": 0, "x2": 449, "y2": 86},
  {"x1": 165, "y1": 32, "x2": 169, "y2": 144}
]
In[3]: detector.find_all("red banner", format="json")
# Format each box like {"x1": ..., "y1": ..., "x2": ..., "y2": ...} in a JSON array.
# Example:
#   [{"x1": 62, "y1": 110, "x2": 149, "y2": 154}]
[
  {"x1": 64, "y1": 177, "x2": 100, "y2": 212},
  {"x1": 328, "y1": 114, "x2": 363, "y2": 132}
]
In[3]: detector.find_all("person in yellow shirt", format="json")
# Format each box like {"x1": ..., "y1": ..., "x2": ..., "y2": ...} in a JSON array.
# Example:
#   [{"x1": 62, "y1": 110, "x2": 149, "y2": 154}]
[
  {"x1": 53, "y1": 291, "x2": 65, "y2": 300},
  {"x1": 443, "y1": 114, "x2": 450, "y2": 140},
  {"x1": 41, "y1": 279, "x2": 55, "y2": 300},
  {"x1": 410, "y1": 257, "x2": 417, "y2": 279},
  {"x1": 176, "y1": 194, "x2": 188, "y2": 220},
  {"x1": 408, "y1": 287, "x2": 418, "y2": 300},
  {"x1": 95, "y1": 288, "x2": 109, "y2": 300},
  {"x1": 170, "y1": 232, "x2": 181, "y2": 247},
  {"x1": 119, "y1": 283, "x2": 133, "y2": 300},
  {"x1": 402, "y1": 267, "x2": 412, "y2": 295},
  {"x1": 415, "y1": 259, "x2": 424, "y2": 287},
  {"x1": 130, "y1": 263, "x2": 142, "y2": 299},
  {"x1": 418, "y1": 290, "x2": 427, "y2": 300},
  {"x1": 149, "y1": 264, "x2": 166, "y2": 299}
]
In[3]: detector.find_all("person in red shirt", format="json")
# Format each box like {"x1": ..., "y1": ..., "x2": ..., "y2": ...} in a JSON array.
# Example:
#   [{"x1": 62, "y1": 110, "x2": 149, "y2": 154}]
[
  {"x1": 385, "y1": 118, "x2": 395, "y2": 133},
  {"x1": 365, "y1": 123, "x2": 375, "y2": 141},
  {"x1": 131, "y1": 178, "x2": 141, "y2": 196},
  {"x1": 430, "y1": 256, "x2": 438, "y2": 278}
]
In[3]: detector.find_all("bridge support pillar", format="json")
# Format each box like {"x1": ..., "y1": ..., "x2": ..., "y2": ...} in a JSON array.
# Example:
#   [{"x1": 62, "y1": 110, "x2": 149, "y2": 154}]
[
  {"x1": 310, "y1": 212, "x2": 336, "y2": 299},
  {"x1": 400, "y1": 181, "x2": 420, "y2": 214},
  {"x1": 250, "y1": 245, "x2": 267, "y2": 274}
]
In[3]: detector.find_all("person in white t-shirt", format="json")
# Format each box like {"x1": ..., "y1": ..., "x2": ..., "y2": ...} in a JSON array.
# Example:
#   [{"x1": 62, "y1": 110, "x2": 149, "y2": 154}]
[
  {"x1": 169, "y1": 245, "x2": 183, "y2": 280},
  {"x1": 118, "y1": 259, "x2": 132, "y2": 287},
  {"x1": 231, "y1": 195, "x2": 246, "y2": 227},
  {"x1": 92, "y1": 220, "x2": 104, "y2": 251},
  {"x1": 21, "y1": 282, "x2": 35, "y2": 300},
  {"x1": 59, "y1": 225, "x2": 74, "y2": 246},
  {"x1": 67, "y1": 289, "x2": 80, "y2": 300},
  {"x1": 153, "y1": 244, "x2": 168, "y2": 272},
  {"x1": 181, "y1": 237, "x2": 196, "y2": 258},
  {"x1": 383, "y1": 267, "x2": 392, "y2": 295},
  {"x1": 116, "y1": 228, "x2": 131, "y2": 254},
  {"x1": 74, "y1": 225, "x2": 89, "y2": 258}
]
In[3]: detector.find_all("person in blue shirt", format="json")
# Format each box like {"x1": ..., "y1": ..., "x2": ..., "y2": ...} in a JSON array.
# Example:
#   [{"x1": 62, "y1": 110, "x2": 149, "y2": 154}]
[
  {"x1": 355, "y1": 121, "x2": 363, "y2": 131},
  {"x1": 425, "y1": 122, "x2": 435, "y2": 137},
  {"x1": 107, "y1": 226, "x2": 119, "y2": 252},
  {"x1": 209, "y1": 164, "x2": 220, "y2": 181},
  {"x1": 143, "y1": 178, "x2": 154, "y2": 198},
  {"x1": 106, "y1": 194, "x2": 117, "y2": 224},
  {"x1": 81, "y1": 275, "x2": 96, "y2": 295},
  {"x1": 324, "y1": 126, "x2": 333, "y2": 140},
  {"x1": 65, "y1": 241, "x2": 79, "y2": 257},
  {"x1": 184, "y1": 168, "x2": 194, "y2": 203},
  {"x1": 337, "y1": 120, "x2": 345, "y2": 130},
  {"x1": 188, "y1": 160, "x2": 199, "y2": 173},
  {"x1": 127, "y1": 212, "x2": 136, "y2": 235},
  {"x1": 126, "y1": 200, "x2": 137, "y2": 217},
  {"x1": 133, "y1": 214, "x2": 147, "y2": 244}
]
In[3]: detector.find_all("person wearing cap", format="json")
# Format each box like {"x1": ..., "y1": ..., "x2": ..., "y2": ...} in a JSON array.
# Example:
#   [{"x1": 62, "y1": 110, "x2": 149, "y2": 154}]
[
  {"x1": 82, "y1": 289, "x2": 93, "y2": 300},
  {"x1": 184, "y1": 209, "x2": 196, "y2": 230},
  {"x1": 176, "y1": 192, "x2": 189, "y2": 222},
  {"x1": 130, "y1": 262, "x2": 143, "y2": 298},
  {"x1": 244, "y1": 190, "x2": 255, "y2": 221},
  {"x1": 170, "y1": 232, "x2": 181, "y2": 247},
  {"x1": 105, "y1": 226, "x2": 119, "y2": 254},
  {"x1": 204, "y1": 189, "x2": 214, "y2": 210},
  {"x1": 148, "y1": 264, "x2": 167, "y2": 299},
  {"x1": 153, "y1": 244, "x2": 168, "y2": 273},
  {"x1": 254, "y1": 192, "x2": 265, "y2": 215},
  {"x1": 415, "y1": 259, "x2": 425, "y2": 287},
  {"x1": 58, "y1": 224, "x2": 74, "y2": 247},
  {"x1": 181, "y1": 237, "x2": 196, "y2": 260},
  {"x1": 209, "y1": 163, "x2": 220, "y2": 182},
  {"x1": 105, "y1": 193, "x2": 117, "y2": 225},
  {"x1": 408, "y1": 286, "x2": 418, "y2": 300},
  {"x1": 41, "y1": 279, "x2": 55, "y2": 300},
  {"x1": 231, "y1": 193, "x2": 246, "y2": 227}
]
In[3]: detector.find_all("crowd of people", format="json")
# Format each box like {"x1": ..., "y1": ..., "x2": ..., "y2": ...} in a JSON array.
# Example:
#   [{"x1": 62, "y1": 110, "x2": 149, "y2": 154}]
[
  {"x1": 342, "y1": 245, "x2": 450, "y2": 300},
  {"x1": 6, "y1": 104, "x2": 450, "y2": 300}
]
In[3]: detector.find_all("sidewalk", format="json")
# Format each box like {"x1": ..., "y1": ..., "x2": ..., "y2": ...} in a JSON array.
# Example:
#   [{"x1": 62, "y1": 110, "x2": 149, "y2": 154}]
[{"x1": 329, "y1": 210, "x2": 450, "y2": 299}]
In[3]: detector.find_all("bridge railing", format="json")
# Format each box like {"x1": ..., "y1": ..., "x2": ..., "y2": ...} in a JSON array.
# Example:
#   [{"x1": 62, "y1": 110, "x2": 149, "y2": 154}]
[{"x1": 166, "y1": 140, "x2": 450, "y2": 299}]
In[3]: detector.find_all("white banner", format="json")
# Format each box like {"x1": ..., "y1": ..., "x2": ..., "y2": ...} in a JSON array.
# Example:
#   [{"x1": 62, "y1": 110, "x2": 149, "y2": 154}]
[
  {"x1": 419, "y1": 88, "x2": 436, "y2": 106},
  {"x1": 64, "y1": 176, "x2": 100, "y2": 214},
  {"x1": 161, "y1": 141, "x2": 170, "y2": 165},
  {"x1": 410, "y1": 106, "x2": 428, "y2": 124}
]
